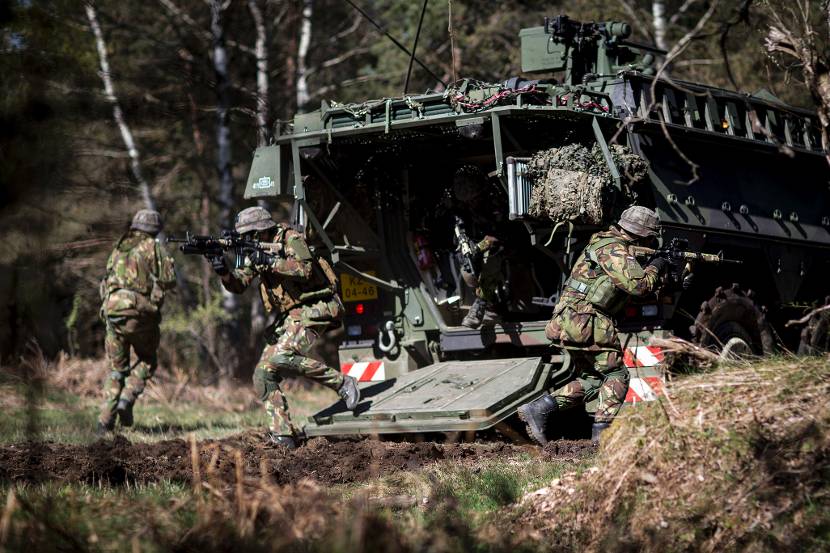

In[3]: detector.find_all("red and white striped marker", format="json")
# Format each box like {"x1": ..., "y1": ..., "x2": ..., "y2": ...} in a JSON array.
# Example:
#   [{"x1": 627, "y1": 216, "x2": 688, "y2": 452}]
[
  {"x1": 622, "y1": 346, "x2": 665, "y2": 368},
  {"x1": 341, "y1": 361, "x2": 385, "y2": 382},
  {"x1": 622, "y1": 345, "x2": 666, "y2": 402},
  {"x1": 625, "y1": 376, "x2": 665, "y2": 402}
]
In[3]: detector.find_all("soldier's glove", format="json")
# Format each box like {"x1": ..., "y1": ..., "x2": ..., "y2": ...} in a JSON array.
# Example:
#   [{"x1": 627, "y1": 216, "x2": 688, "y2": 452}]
[
  {"x1": 647, "y1": 256, "x2": 670, "y2": 275},
  {"x1": 206, "y1": 253, "x2": 229, "y2": 276},
  {"x1": 249, "y1": 248, "x2": 275, "y2": 269}
]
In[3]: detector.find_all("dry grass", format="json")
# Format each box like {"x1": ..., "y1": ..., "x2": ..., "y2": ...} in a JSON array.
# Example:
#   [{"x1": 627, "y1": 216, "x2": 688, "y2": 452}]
[
  {"x1": 514, "y1": 356, "x2": 830, "y2": 552},
  {"x1": 48, "y1": 353, "x2": 260, "y2": 412}
]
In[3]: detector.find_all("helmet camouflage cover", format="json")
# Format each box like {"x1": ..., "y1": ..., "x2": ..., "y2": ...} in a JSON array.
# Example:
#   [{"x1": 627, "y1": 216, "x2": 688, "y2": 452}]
[
  {"x1": 618, "y1": 205, "x2": 660, "y2": 238},
  {"x1": 235, "y1": 206, "x2": 277, "y2": 234},
  {"x1": 131, "y1": 209, "x2": 162, "y2": 233}
]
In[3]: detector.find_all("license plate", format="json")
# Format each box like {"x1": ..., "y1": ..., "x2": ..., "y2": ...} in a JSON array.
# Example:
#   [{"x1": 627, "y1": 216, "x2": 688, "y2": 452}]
[{"x1": 340, "y1": 273, "x2": 378, "y2": 302}]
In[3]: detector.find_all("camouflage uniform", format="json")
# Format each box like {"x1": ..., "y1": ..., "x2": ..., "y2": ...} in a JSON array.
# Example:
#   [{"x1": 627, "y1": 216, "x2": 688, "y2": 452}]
[
  {"x1": 219, "y1": 208, "x2": 354, "y2": 441},
  {"x1": 99, "y1": 210, "x2": 176, "y2": 430},
  {"x1": 461, "y1": 235, "x2": 505, "y2": 328},
  {"x1": 518, "y1": 206, "x2": 665, "y2": 444},
  {"x1": 544, "y1": 226, "x2": 660, "y2": 422}
]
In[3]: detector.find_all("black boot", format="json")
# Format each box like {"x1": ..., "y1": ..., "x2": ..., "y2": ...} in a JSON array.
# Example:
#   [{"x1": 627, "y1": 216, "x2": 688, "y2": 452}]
[
  {"x1": 96, "y1": 419, "x2": 114, "y2": 436},
  {"x1": 338, "y1": 375, "x2": 361, "y2": 411},
  {"x1": 462, "y1": 298, "x2": 487, "y2": 329},
  {"x1": 591, "y1": 422, "x2": 611, "y2": 444},
  {"x1": 517, "y1": 394, "x2": 557, "y2": 445},
  {"x1": 267, "y1": 433, "x2": 297, "y2": 449},
  {"x1": 116, "y1": 399, "x2": 134, "y2": 427}
]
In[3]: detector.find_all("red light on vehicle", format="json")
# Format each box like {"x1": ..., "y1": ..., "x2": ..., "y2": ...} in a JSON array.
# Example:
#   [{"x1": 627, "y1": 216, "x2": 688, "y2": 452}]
[
  {"x1": 624, "y1": 306, "x2": 638, "y2": 318},
  {"x1": 355, "y1": 303, "x2": 365, "y2": 315}
]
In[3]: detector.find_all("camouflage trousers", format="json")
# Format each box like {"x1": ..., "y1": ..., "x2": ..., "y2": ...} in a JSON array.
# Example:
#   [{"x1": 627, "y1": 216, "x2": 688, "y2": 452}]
[
  {"x1": 252, "y1": 315, "x2": 344, "y2": 437},
  {"x1": 476, "y1": 254, "x2": 505, "y2": 304},
  {"x1": 552, "y1": 348, "x2": 630, "y2": 424},
  {"x1": 99, "y1": 314, "x2": 160, "y2": 425}
]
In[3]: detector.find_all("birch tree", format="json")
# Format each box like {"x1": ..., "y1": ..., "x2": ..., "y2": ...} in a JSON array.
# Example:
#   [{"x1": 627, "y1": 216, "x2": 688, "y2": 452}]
[
  {"x1": 296, "y1": 0, "x2": 313, "y2": 112},
  {"x1": 85, "y1": 1, "x2": 156, "y2": 213},
  {"x1": 248, "y1": 0, "x2": 270, "y2": 145},
  {"x1": 210, "y1": 0, "x2": 241, "y2": 378},
  {"x1": 652, "y1": 1, "x2": 668, "y2": 51}
]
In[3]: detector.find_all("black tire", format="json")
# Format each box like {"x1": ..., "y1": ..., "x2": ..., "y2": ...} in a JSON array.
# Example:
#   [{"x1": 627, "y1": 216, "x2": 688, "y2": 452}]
[{"x1": 691, "y1": 283, "x2": 774, "y2": 356}]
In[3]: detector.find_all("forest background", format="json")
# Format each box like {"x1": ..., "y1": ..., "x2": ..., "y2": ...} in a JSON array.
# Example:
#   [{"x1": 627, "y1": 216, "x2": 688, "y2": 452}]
[{"x1": 1, "y1": 0, "x2": 826, "y2": 382}]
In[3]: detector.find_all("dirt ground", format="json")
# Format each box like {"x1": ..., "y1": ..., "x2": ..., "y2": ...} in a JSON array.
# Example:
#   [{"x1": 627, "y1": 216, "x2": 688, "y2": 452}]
[{"x1": 0, "y1": 432, "x2": 595, "y2": 487}]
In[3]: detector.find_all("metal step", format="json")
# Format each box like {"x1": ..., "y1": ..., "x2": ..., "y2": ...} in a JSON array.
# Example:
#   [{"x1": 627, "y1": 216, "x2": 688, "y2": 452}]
[{"x1": 304, "y1": 354, "x2": 572, "y2": 437}]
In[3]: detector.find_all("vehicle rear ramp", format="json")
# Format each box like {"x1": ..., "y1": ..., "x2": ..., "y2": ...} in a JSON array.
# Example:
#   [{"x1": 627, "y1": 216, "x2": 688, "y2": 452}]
[{"x1": 304, "y1": 354, "x2": 574, "y2": 438}]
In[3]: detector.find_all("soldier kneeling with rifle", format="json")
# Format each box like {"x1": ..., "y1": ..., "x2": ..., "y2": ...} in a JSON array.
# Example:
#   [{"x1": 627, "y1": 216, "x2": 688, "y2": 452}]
[
  {"x1": 518, "y1": 206, "x2": 669, "y2": 445},
  {"x1": 200, "y1": 207, "x2": 360, "y2": 449}
]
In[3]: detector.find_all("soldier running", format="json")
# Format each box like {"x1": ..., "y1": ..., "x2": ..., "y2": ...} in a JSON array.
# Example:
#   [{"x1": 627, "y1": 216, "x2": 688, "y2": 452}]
[
  {"x1": 207, "y1": 206, "x2": 360, "y2": 449},
  {"x1": 518, "y1": 206, "x2": 669, "y2": 444},
  {"x1": 98, "y1": 209, "x2": 176, "y2": 434}
]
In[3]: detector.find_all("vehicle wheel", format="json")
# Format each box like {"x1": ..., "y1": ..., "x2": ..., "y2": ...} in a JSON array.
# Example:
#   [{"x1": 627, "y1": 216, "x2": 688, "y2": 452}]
[
  {"x1": 797, "y1": 296, "x2": 830, "y2": 355},
  {"x1": 690, "y1": 283, "x2": 774, "y2": 356}
]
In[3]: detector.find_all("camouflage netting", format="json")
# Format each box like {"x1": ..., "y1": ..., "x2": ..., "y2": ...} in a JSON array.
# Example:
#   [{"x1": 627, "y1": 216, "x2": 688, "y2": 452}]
[{"x1": 527, "y1": 142, "x2": 648, "y2": 225}]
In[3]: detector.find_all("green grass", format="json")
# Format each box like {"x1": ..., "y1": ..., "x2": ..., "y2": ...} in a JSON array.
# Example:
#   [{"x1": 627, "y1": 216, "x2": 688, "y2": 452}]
[{"x1": 0, "y1": 377, "x2": 336, "y2": 444}]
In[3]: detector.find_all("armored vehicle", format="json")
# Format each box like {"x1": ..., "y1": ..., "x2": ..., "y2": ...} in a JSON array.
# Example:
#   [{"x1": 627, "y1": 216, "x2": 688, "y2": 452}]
[{"x1": 244, "y1": 15, "x2": 830, "y2": 441}]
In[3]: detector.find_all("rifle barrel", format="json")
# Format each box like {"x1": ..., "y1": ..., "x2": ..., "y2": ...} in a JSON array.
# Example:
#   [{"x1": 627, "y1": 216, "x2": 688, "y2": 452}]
[{"x1": 631, "y1": 246, "x2": 742, "y2": 264}]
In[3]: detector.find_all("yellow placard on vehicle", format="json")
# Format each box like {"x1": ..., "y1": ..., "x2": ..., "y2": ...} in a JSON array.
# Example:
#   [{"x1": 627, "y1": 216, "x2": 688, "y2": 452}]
[{"x1": 340, "y1": 273, "x2": 378, "y2": 302}]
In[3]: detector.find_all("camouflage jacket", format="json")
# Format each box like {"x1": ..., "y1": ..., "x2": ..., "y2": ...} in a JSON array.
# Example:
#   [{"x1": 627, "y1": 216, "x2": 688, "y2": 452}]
[
  {"x1": 102, "y1": 230, "x2": 176, "y2": 317},
  {"x1": 545, "y1": 227, "x2": 660, "y2": 351},
  {"x1": 221, "y1": 224, "x2": 341, "y2": 323}
]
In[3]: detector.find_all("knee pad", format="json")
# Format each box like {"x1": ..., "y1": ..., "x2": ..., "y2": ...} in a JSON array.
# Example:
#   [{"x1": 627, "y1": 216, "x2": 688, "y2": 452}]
[
  {"x1": 271, "y1": 352, "x2": 303, "y2": 372},
  {"x1": 252, "y1": 366, "x2": 282, "y2": 402}
]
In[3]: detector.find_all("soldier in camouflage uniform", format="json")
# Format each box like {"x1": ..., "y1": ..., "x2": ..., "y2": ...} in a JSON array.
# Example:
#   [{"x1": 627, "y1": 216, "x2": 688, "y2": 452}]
[
  {"x1": 98, "y1": 209, "x2": 176, "y2": 433},
  {"x1": 518, "y1": 206, "x2": 669, "y2": 444},
  {"x1": 441, "y1": 166, "x2": 509, "y2": 329},
  {"x1": 208, "y1": 206, "x2": 360, "y2": 449},
  {"x1": 460, "y1": 234, "x2": 505, "y2": 328}
]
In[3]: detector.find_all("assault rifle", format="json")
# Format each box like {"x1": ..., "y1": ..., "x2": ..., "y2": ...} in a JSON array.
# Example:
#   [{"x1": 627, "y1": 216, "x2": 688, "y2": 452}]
[
  {"x1": 453, "y1": 216, "x2": 480, "y2": 277},
  {"x1": 167, "y1": 230, "x2": 282, "y2": 262},
  {"x1": 631, "y1": 238, "x2": 741, "y2": 289}
]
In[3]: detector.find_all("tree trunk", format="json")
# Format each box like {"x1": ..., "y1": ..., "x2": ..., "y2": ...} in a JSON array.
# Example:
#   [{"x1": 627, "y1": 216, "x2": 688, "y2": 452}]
[
  {"x1": 247, "y1": 0, "x2": 270, "y2": 350},
  {"x1": 248, "y1": 0, "x2": 271, "y2": 145},
  {"x1": 652, "y1": 1, "x2": 668, "y2": 51},
  {"x1": 85, "y1": 1, "x2": 156, "y2": 213},
  {"x1": 296, "y1": 0, "x2": 313, "y2": 112},
  {"x1": 210, "y1": 0, "x2": 241, "y2": 380}
]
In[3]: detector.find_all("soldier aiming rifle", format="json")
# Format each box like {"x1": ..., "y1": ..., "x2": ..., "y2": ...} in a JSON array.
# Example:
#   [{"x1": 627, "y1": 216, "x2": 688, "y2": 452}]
[
  {"x1": 187, "y1": 206, "x2": 360, "y2": 449},
  {"x1": 518, "y1": 206, "x2": 739, "y2": 445}
]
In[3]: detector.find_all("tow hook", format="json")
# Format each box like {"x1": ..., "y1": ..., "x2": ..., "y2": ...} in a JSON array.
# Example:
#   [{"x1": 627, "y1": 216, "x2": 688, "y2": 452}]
[{"x1": 378, "y1": 321, "x2": 397, "y2": 353}]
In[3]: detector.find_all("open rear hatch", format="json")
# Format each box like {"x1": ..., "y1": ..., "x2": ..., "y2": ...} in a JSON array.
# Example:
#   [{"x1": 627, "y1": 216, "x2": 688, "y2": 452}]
[{"x1": 305, "y1": 354, "x2": 572, "y2": 437}]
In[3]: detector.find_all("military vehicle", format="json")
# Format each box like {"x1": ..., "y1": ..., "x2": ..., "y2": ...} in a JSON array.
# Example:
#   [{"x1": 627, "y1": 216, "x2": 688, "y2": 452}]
[{"x1": 244, "y1": 15, "x2": 830, "y2": 441}]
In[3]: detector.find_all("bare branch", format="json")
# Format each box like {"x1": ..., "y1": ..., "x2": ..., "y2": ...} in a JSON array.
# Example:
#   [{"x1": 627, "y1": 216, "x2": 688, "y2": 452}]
[
  {"x1": 158, "y1": 0, "x2": 255, "y2": 56},
  {"x1": 616, "y1": 0, "x2": 655, "y2": 41},
  {"x1": 306, "y1": 46, "x2": 371, "y2": 77},
  {"x1": 668, "y1": 0, "x2": 701, "y2": 26}
]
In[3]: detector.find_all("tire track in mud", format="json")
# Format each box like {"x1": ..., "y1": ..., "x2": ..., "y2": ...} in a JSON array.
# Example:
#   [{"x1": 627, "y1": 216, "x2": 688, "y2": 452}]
[{"x1": 0, "y1": 432, "x2": 595, "y2": 486}]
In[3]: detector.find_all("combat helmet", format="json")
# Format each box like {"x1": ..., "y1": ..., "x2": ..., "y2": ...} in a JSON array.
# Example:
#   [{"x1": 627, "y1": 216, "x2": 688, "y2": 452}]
[
  {"x1": 235, "y1": 206, "x2": 277, "y2": 234},
  {"x1": 131, "y1": 209, "x2": 162, "y2": 234},
  {"x1": 618, "y1": 205, "x2": 660, "y2": 238}
]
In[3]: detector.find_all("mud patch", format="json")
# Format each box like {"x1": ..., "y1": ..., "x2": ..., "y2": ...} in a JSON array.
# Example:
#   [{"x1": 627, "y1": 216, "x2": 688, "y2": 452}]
[
  {"x1": 0, "y1": 433, "x2": 592, "y2": 486},
  {"x1": 541, "y1": 439, "x2": 596, "y2": 460}
]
